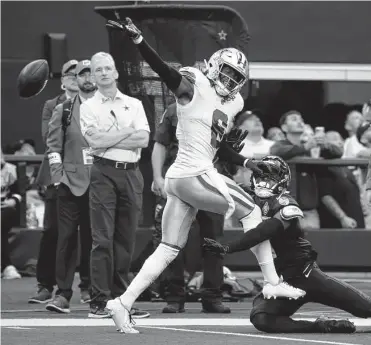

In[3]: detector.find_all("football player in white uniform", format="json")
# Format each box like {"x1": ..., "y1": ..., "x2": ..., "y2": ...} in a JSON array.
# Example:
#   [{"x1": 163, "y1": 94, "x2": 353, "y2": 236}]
[{"x1": 105, "y1": 18, "x2": 305, "y2": 333}]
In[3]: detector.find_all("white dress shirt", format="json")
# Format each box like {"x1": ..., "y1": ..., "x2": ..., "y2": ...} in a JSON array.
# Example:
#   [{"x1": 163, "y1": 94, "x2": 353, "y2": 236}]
[{"x1": 80, "y1": 90, "x2": 150, "y2": 162}]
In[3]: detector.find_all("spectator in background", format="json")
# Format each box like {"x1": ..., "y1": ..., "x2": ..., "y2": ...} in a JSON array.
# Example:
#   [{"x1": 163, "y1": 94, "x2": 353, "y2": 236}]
[
  {"x1": 1, "y1": 148, "x2": 22, "y2": 279},
  {"x1": 80, "y1": 52, "x2": 150, "y2": 318},
  {"x1": 29, "y1": 60, "x2": 80, "y2": 304},
  {"x1": 44, "y1": 60, "x2": 96, "y2": 314},
  {"x1": 342, "y1": 110, "x2": 365, "y2": 158},
  {"x1": 266, "y1": 127, "x2": 285, "y2": 142},
  {"x1": 234, "y1": 110, "x2": 274, "y2": 159},
  {"x1": 270, "y1": 110, "x2": 342, "y2": 229},
  {"x1": 233, "y1": 110, "x2": 274, "y2": 188},
  {"x1": 318, "y1": 131, "x2": 365, "y2": 229}
]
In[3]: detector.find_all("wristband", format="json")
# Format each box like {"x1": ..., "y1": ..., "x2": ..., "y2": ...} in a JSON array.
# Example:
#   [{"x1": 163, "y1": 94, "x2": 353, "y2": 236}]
[{"x1": 133, "y1": 35, "x2": 143, "y2": 44}]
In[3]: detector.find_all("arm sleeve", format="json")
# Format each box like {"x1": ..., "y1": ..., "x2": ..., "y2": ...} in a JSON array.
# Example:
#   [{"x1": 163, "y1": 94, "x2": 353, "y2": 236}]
[
  {"x1": 133, "y1": 100, "x2": 150, "y2": 133},
  {"x1": 218, "y1": 141, "x2": 246, "y2": 167},
  {"x1": 137, "y1": 39, "x2": 182, "y2": 92},
  {"x1": 270, "y1": 141, "x2": 309, "y2": 160},
  {"x1": 46, "y1": 104, "x2": 64, "y2": 184}
]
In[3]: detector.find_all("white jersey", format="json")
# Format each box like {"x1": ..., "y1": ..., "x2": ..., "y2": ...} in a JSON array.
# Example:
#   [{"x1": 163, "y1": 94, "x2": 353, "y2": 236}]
[{"x1": 166, "y1": 67, "x2": 244, "y2": 179}]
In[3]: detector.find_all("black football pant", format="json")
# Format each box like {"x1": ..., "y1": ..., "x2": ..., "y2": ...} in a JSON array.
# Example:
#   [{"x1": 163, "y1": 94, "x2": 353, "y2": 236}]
[
  {"x1": 154, "y1": 197, "x2": 225, "y2": 303},
  {"x1": 37, "y1": 185, "x2": 90, "y2": 292},
  {"x1": 250, "y1": 262, "x2": 371, "y2": 333},
  {"x1": 55, "y1": 184, "x2": 91, "y2": 301}
]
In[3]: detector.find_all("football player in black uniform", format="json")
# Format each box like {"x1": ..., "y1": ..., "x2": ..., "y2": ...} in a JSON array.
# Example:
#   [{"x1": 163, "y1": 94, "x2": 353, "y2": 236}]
[{"x1": 203, "y1": 156, "x2": 371, "y2": 333}]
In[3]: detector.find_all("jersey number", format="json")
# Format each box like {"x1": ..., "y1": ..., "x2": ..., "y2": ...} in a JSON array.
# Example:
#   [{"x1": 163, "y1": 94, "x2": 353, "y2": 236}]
[{"x1": 211, "y1": 109, "x2": 228, "y2": 149}]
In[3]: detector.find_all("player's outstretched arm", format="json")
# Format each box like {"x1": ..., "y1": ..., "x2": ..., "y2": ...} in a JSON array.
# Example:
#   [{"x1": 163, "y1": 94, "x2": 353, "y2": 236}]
[
  {"x1": 203, "y1": 216, "x2": 286, "y2": 256},
  {"x1": 106, "y1": 18, "x2": 194, "y2": 102}
]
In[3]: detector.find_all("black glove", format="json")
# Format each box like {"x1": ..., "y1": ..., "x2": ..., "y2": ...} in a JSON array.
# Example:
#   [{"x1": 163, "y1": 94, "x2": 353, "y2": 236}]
[
  {"x1": 202, "y1": 238, "x2": 228, "y2": 258},
  {"x1": 225, "y1": 128, "x2": 248, "y2": 153},
  {"x1": 244, "y1": 159, "x2": 263, "y2": 176},
  {"x1": 106, "y1": 17, "x2": 142, "y2": 42}
]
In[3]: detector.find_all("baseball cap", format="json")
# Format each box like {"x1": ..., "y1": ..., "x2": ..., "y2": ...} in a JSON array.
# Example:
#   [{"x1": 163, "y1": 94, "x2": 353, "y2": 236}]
[
  {"x1": 356, "y1": 121, "x2": 371, "y2": 141},
  {"x1": 75, "y1": 60, "x2": 91, "y2": 75},
  {"x1": 61, "y1": 59, "x2": 78, "y2": 76}
]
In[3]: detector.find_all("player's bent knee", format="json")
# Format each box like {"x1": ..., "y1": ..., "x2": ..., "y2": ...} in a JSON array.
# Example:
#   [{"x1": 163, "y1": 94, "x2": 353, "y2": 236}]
[
  {"x1": 240, "y1": 205, "x2": 262, "y2": 233},
  {"x1": 250, "y1": 313, "x2": 277, "y2": 333}
]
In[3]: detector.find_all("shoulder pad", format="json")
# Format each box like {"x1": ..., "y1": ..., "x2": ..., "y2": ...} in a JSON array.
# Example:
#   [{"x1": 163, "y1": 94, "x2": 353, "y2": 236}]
[
  {"x1": 179, "y1": 66, "x2": 202, "y2": 85},
  {"x1": 280, "y1": 205, "x2": 304, "y2": 221}
]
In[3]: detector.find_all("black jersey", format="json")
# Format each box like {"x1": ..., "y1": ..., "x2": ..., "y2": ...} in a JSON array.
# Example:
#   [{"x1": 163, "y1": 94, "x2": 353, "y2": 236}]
[{"x1": 253, "y1": 193, "x2": 317, "y2": 271}]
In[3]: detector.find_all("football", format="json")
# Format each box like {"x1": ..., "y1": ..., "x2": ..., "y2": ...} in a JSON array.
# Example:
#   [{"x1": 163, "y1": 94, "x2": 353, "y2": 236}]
[{"x1": 17, "y1": 59, "x2": 49, "y2": 98}]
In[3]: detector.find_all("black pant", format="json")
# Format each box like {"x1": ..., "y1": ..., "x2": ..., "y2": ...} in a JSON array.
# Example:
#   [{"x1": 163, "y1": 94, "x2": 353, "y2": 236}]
[
  {"x1": 250, "y1": 262, "x2": 371, "y2": 333},
  {"x1": 89, "y1": 163, "x2": 143, "y2": 304},
  {"x1": 55, "y1": 184, "x2": 91, "y2": 301},
  {"x1": 1, "y1": 206, "x2": 18, "y2": 271},
  {"x1": 154, "y1": 197, "x2": 224, "y2": 303},
  {"x1": 36, "y1": 186, "x2": 58, "y2": 290},
  {"x1": 36, "y1": 185, "x2": 90, "y2": 292}
]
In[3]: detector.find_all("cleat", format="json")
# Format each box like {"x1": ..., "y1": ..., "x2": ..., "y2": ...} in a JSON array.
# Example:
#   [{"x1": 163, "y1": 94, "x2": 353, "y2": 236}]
[
  {"x1": 105, "y1": 299, "x2": 139, "y2": 334},
  {"x1": 263, "y1": 276, "x2": 306, "y2": 300}
]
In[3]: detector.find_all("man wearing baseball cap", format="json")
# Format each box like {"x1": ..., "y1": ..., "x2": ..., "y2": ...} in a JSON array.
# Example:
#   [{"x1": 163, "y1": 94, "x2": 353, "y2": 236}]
[
  {"x1": 43, "y1": 59, "x2": 96, "y2": 313},
  {"x1": 29, "y1": 59, "x2": 80, "y2": 304}
]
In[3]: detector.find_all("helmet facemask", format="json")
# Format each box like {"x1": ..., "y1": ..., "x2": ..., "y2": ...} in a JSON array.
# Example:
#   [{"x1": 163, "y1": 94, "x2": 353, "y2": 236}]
[
  {"x1": 250, "y1": 156, "x2": 291, "y2": 199},
  {"x1": 214, "y1": 63, "x2": 246, "y2": 97}
]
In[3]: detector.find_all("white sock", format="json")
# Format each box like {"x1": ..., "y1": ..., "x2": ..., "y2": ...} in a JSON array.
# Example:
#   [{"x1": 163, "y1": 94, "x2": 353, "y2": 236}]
[
  {"x1": 119, "y1": 243, "x2": 179, "y2": 310},
  {"x1": 241, "y1": 209, "x2": 280, "y2": 286},
  {"x1": 250, "y1": 241, "x2": 280, "y2": 285}
]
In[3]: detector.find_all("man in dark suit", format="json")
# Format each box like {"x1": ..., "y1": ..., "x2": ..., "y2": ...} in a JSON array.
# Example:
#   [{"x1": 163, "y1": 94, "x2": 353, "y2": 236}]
[
  {"x1": 45, "y1": 60, "x2": 96, "y2": 313},
  {"x1": 29, "y1": 60, "x2": 81, "y2": 304}
]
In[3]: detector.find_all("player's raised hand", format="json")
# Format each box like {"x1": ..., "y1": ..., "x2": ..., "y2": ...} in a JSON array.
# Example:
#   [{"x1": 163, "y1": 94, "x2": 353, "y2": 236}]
[
  {"x1": 106, "y1": 17, "x2": 142, "y2": 43},
  {"x1": 202, "y1": 238, "x2": 228, "y2": 258}
]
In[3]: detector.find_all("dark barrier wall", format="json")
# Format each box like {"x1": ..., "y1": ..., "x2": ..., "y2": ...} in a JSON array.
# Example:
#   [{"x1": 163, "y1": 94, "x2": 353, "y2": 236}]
[{"x1": 2, "y1": 1, "x2": 371, "y2": 151}]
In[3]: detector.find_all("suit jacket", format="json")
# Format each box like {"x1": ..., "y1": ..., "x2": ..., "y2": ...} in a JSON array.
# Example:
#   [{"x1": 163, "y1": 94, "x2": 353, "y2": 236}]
[
  {"x1": 46, "y1": 95, "x2": 91, "y2": 197},
  {"x1": 36, "y1": 93, "x2": 67, "y2": 187}
]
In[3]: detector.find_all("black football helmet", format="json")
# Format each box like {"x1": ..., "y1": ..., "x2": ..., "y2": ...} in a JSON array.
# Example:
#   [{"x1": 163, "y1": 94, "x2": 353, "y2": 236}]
[{"x1": 250, "y1": 156, "x2": 291, "y2": 198}]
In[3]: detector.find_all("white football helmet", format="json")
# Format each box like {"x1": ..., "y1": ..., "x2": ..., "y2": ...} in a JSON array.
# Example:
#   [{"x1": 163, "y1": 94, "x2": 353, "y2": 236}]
[{"x1": 205, "y1": 48, "x2": 248, "y2": 98}]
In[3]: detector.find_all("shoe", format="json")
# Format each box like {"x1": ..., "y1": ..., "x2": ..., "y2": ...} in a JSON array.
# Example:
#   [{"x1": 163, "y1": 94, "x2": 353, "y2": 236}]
[
  {"x1": 80, "y1": 289, "x2": 91, "y2": 304},
  {"x1": 162, "y1": 302, "x2": 185, "y2": 314},
  {"x1": 105, "y1": 299, "x2": 139, "y2": 334},
  {"x1": 2, "y1": 265, "x2": 21, "y2": 280},
  {"x1": 28, "y1": 287, "x2": 53, "y2": 304},
  {"x1": 46, "y1": 295, "x2": 70, "y2": 314},
  {"x1": 131, "y1": 307, "x2": 150, "y2": 319},
  {"x1": 202, "y1": 301, "x2": 231, "y2": 314},
  {"x1": 263, "y1": 276, "x2": 306, "y2": 300},
  {"x1": 88, "y1": 304, "x2": 111, "y2": 318},
  {"x1": 314, "y1": 316, "x2": 356, "y2": 333}
]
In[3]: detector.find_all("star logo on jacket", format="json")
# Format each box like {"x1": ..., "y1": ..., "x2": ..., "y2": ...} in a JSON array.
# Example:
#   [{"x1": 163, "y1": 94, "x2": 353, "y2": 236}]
[
  {"x1": 262, "y1": 202, "x2": 269, "y2": 216},
  {"x1": 123, "y1": 105, "x2": 130, "y2": 111},
  {"x1": 218, "y1": 30, "x2": 227, "y2": 41}
]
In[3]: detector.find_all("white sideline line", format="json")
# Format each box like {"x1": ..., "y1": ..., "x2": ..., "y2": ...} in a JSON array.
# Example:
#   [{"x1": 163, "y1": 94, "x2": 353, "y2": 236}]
[
  {"x1": 1, "y1": 318, "x2": 371, "y2": 327},
  {"x1": 143, "y1": 326, "x2": 363, "y2": 345}
]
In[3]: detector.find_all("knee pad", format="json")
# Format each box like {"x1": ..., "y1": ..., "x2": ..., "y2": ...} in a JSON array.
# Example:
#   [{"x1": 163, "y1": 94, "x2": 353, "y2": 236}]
[{"x1": 240, "y1": 205, "x2": 262, "y2": 233}]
